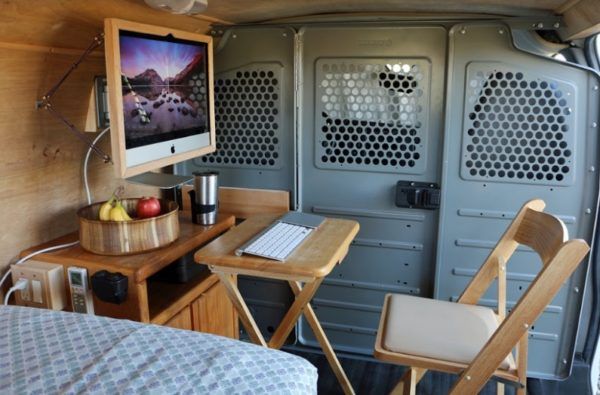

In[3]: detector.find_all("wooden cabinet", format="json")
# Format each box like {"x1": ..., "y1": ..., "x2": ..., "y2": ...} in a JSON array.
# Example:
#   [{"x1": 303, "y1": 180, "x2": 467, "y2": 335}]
[
  {"x1": 165, "y1": 305, "x2": 193, "y2": 330},
  {"x1": 21, "y1": 214, "x2": 238, "y2": 339},
  {"x1": 161, "y1": 280, "x2": 238, "y2": 337},
  {"x1": 191, "y1": 280, "x2": 238, "y2": 337}
]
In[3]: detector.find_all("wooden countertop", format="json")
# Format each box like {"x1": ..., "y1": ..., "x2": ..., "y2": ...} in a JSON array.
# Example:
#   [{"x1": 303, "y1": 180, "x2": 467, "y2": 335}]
[
  {"x1": 194, "y1": 214, "x2": 360, "y2": 281},
  {"x1": 21, "y1": 212, "x2": 236, "y2": 283}
]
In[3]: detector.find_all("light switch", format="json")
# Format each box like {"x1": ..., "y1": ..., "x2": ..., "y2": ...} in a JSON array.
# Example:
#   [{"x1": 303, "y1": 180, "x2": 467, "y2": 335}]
[{"x1": 32, "y1": 280, "x2": 43, "y2": 303}]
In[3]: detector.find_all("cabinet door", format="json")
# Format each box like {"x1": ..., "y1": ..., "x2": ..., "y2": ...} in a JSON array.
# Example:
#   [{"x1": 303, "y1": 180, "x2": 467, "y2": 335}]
[
  {"x1": 164, "y1": 306, "x2": 193, "y2": 331},
  {"x1": 192, "y1": 281, "x2": 238, "y2": 338}
]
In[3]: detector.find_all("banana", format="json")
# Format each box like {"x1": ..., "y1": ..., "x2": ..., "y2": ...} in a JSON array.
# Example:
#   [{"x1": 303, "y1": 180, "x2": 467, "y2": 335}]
[
  {"x1": 109, "y1": 201, "x2": 132, "y2": 222},
  {"x1": 117, "y1": 203, "x2": 133, "y2": 221},
  {"x1": 99, "y1": 196, "x2": 116, "y2": 221}
]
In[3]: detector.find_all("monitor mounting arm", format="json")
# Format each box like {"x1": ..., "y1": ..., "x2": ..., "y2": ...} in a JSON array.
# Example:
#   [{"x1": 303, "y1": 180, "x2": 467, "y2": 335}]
[{"x1": 36, "y1": 33, "x2": 112, "y2": 164}]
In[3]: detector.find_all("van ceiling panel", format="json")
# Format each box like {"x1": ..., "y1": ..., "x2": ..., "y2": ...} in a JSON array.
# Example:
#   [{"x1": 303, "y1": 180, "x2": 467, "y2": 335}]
[
  {"x1": 202, "y1": 0, "x2": 563, "y2": 23},
  {"x1": 435, "y1": 22, "x2": 599, "y2": 379},
  {"x1": 298, "y1": 25, "x2": 447, "y2": 355}
]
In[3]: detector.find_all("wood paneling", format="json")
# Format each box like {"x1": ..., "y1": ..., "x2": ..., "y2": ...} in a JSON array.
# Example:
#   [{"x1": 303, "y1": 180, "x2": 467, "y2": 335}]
[
  {"x1": 0, "y1": 0, "x2": 220, "y2": 51},
  {"x1": 0, "y1": 0, "x2": 216, "y2": 293},
  {"x1": 560, "y1": 0, "x2": 600, "y2": 39},
  {"x1": 0, "y1": 45, "x2": 156, "y2": 289}
]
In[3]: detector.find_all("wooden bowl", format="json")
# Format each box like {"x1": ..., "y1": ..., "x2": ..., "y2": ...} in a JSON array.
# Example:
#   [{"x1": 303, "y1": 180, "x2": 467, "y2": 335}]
[{"x1": 77, "y1": 199, "x2": 180, "y2": 255}]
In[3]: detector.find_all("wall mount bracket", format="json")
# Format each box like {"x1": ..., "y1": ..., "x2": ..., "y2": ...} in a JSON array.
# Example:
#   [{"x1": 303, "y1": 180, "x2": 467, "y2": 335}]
[
  {"x1": 395, "y1": 181, "x2": 441, "y2": 210},
  {"x1": 36, "y1": 33, "x2": 112, "y2": 164}
]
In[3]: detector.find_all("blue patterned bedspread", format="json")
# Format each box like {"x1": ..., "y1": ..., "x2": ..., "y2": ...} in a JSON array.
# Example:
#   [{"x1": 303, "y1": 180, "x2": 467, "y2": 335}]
[{"x1": 0, "y1": 306, "x2": 317, "y2": 394}]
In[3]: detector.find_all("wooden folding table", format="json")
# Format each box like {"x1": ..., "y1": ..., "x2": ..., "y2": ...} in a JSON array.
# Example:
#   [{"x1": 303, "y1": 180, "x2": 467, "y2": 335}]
[{"x1": 194, "y1": 214, "x2": 359, "y2": 395}]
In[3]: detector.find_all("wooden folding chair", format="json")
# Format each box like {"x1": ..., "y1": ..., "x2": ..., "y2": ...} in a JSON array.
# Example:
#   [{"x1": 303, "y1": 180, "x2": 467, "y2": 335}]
[{"x1": 374, "y1": 199, "x2": 590, "y2": 394}]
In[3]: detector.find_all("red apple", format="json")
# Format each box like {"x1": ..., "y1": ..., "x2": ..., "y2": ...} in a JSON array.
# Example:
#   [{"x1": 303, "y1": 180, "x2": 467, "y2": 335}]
[{"x1": 136, "y1": 197, "x2": 161, "y2": 219}]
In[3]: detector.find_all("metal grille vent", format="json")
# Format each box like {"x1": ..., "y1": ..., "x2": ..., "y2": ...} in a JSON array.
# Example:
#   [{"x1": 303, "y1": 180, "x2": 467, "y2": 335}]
[
  {"x1": 461, "y1": 65, "x2": 576, "y2": 185},
  {"x1": 315, "y1": 59, "x2": 431, "y2": 174},
  {"x1": 189, "y1": 72, "x2": 208, "y2": 116},
  {"x1": 197, "y1": 65, "x2": 282, "y2": 168}
]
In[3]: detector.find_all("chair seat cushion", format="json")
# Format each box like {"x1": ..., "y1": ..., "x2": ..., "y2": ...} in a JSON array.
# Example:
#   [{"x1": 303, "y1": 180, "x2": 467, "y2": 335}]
[{"x1": 382, "y1": 294, "x2": 515, "y2": 370}]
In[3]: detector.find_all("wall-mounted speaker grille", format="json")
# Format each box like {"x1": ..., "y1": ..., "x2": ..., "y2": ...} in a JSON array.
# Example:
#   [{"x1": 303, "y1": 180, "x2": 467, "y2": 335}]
[
  {"x1": 461, "y1": 64, "x2": 576, "y2": 185},
  {"x1": 315, "y1": 59, "x2": 431, "y2": 174},
  {"x1": 197, "y1": 64, "x2": 282, "y2": 169}
]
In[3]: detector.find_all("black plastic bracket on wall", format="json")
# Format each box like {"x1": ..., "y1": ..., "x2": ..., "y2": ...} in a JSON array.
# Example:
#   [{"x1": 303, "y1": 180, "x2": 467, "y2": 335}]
[{"x1": 395, "y1": 181, "x2": 441, "y2": 210}]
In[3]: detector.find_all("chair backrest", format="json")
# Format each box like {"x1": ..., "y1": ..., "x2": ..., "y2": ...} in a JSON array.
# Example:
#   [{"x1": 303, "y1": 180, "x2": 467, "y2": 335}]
[
  {"x1": 458, "y1": 199, "x2": 574, "y2": 307},
  {"x1": 452, "y1": 199, "x2": 590, "y2": 392},
  {"x1": 181, "y1": 185, "x2": 290, "y2": 219}
]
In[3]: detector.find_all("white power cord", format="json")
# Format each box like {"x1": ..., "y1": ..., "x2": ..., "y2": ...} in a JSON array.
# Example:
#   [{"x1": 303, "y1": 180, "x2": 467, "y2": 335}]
[
  {"x1": 83, "y1": 126, "x2": 111, "y2": 205},
  {"x1": 4, "y1": 278, "x2": 28, "y2": 305}
]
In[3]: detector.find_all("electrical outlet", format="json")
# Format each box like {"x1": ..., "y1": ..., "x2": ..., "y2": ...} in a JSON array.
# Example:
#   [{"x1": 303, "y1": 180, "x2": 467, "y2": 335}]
[{"x1": 10, "y1": 260, "x2": 66, "y2": 310}]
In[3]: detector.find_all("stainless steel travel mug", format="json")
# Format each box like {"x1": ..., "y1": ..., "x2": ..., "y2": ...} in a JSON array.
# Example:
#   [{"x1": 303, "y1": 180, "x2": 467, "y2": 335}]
[{"x1": 190, "y1": 171, "x2": 218, "y2": 225}]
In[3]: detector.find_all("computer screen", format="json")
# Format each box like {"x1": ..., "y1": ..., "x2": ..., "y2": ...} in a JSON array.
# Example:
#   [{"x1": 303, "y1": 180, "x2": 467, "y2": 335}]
[{"x1": 104, "y1": 19, "x2": 215, "y2": 178}]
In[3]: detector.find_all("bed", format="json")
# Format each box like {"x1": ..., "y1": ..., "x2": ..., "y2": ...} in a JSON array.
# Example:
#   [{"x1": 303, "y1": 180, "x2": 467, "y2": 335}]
[{"x1": 0, "y1": 305, "x2": 317, "y2": 394}]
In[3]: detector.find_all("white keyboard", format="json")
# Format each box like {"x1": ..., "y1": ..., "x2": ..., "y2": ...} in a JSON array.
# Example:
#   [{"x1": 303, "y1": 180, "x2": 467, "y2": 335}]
[{"x1": 236, "y1": 222, "x2": 313, "y2": 261}]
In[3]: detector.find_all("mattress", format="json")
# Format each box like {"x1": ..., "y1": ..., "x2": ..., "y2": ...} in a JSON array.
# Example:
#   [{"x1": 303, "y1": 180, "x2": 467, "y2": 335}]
[{"x1": 0, "y1": 305, "x2": 317, "y2": 394}]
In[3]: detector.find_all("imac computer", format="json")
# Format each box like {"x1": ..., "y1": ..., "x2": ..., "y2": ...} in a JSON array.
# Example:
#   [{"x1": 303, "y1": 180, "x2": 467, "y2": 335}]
[{"x1": 104, "y1": 19, "x2": 215, "y2": 178}]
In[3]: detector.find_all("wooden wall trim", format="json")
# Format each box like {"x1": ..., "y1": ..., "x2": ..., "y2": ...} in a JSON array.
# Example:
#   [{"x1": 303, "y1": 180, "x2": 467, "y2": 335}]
[
  {"x1": 0, "y1": 41, "x2": 104, "y2": 57},
  {"x1": 556, "y1": 0, "x2": 583, "y2": 14},
  {"x1": 558, "y1": 0, "x2": 600, "y2": 40}
]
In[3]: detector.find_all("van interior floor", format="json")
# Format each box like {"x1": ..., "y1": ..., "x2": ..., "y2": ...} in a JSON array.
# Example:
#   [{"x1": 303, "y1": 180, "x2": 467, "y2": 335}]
[{"x1": 285, "y1": 347, "x2": 592, "y2": 395}]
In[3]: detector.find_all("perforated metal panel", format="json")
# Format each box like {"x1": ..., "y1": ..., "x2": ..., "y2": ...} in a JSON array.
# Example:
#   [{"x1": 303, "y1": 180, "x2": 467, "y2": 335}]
[
  {"x1": 436, "y1": 24, "x2": 599, "y2": 380},
  {"x1": 315, "y1": 58, "x2": 430, "y2": 173},
  {"x1": 299, "y1": 25, "x2": 447, "y2": 357},
  {"x1": 461, "y1": 63, "x2": 576, "y2": 185},
  {"x1": 199, "y1": 64, "x2": 283, "y2": 169}
]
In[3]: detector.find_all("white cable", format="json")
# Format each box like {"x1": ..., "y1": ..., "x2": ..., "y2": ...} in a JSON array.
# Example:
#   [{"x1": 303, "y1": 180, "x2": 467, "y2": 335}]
[
  {"x1": 83, "y1": 126, "x2": 111, "y2": 205},
  {"x1": 0, "y1": 240, "x2": 80, "y2": 291},
  {"x1": 4, "y1": 278, "x2": 28, "y2": 305}
]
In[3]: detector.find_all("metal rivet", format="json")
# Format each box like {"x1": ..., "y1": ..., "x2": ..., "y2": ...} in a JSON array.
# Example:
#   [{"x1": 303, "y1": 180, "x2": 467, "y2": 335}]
[
  {"x1": 590, "y1": 166, "x2": 596, "y2": 172},
  {"x1": 594, "y1": 86, "x2": 599, "y2": 91},
  {"x1": 466, "y1": 375, "x2": 471, "y2": 381},
  {"x1": 554, "y1": 22, "x2": 560, "y2": 29},
  {"x1": 460, "y1": 28, "x2": 467, "y2": 35},
  {"x1": 592, "y1": 122, "x2": 597, "y2": 128},
  {"x1": 498, "y1": 29, "x2": 504, "y2": 35},
  {"x1": 562, "y1": 359, "x2": 568, "y2": 364},
  {"x1": 524, "y1": 323, "x2": 529, "y2": 328},
  {"x1": 566, "y1": 108, "x2": 572, "y2": 114},
  {"x1": 537, "y1": 22, "x2": 544, "y2": 29},
  {"x1": 232, "y1": 34, "x2": 237, "y2": 39},
  {"x1": 210, "y1": 30, "x2": 216, "y2": 35},
  {"x1": 282, "y1": 33, "x2": 287, "y2": 37},
  {"x1": 574, "y1": 286, "x2": 580, "y2": 293},
  {"x1": 586, "y1": 208, "x2": 592, "y2": 214}
]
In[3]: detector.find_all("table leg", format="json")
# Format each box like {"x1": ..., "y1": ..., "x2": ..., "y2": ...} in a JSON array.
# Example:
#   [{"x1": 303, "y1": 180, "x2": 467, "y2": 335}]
[
  {"x1": 216, "y1": 272, "x2": 267, "y2": 347},
  {"x1": 268, "y1": 277, "x2": 323, "y2": 349},
  {"x1": 289, "y1": 280, "x2": 355, "y2": 395}
]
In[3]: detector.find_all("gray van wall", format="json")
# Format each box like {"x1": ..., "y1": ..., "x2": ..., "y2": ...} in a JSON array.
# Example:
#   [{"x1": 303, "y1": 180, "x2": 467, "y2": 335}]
[{"x1": 182, "y1": 20, "x2": 600, "y2": 380}]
